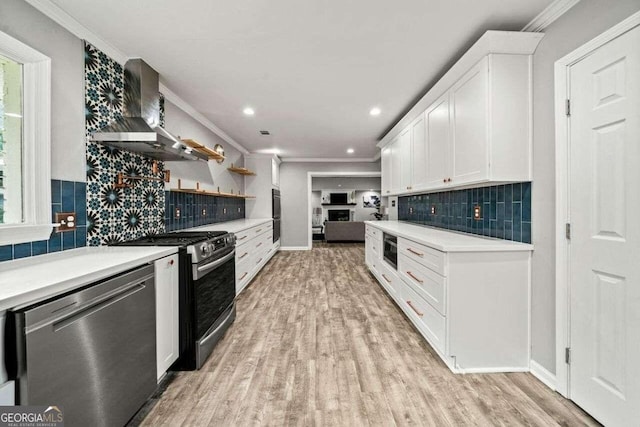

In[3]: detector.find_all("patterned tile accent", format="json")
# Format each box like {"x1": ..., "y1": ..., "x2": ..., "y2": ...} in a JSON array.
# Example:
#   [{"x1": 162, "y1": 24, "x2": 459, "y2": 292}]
[
  {"x1": 398, "y1": 182, "x2": 532, "y2": 243},
  {"x1": 165, "y1": 191, "x2": 245, "y2": 232},
  {"x1": 84, "y1": 42, "x2": 166, "y2": 245},
  {"x1": 0, "y1": 179, "x2": 87, "y2": 261}
]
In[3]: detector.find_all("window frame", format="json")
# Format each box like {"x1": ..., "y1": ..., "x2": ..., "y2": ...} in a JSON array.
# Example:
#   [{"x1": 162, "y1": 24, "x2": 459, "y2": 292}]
[{"x1": 0, "y1": 31, "x2": 52, "y2": 245}]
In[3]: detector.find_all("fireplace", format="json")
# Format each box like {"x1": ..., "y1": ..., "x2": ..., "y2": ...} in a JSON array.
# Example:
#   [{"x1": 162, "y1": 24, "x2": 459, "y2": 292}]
[{"x1": 328, "y1": 209, "x2": 350, "y2": 221}]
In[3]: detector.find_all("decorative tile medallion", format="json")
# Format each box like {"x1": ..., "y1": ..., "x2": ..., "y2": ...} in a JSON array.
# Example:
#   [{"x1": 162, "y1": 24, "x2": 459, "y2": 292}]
[{"x1": 84, "y1": 42, "x2": 166, "y2": 245}]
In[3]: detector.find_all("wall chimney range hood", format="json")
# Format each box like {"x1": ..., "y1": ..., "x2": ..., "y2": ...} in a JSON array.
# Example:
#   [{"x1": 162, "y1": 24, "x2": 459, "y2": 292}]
[{"x1": 91, "y1": 59, "x2": 208, "y2": 162}]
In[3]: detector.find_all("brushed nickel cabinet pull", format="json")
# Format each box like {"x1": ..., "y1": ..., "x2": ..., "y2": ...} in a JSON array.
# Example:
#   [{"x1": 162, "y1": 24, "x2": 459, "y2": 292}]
[
  {"x1": 407, "y1": 301, "x2": 424, "y2": 317},
  {"x1": 256, "y1": 228, "x2": 262, "y2": 233},
  {"x1": 443, "y1": 178, "x2": 447, "y2": 183},
  {"x1": 406, "y1": 271, "x2": 424, "y2": 284},
  {"x1": 239, "y1": 252, "x2": 249, "y2": 259},
  {"x1": 382, "y1": 274, "x2": 392, "y2": 283},
  {"x1": 256, "y1": 242, "x2": 262, "y2": 247},
  {"x1": 407, "y1": 248, "x2": 424, "y2": 257},
  {"x1": 238, "y1": 235, "x2": 247, "y2": 240},
  {"x1": 256, "y1": 258, "x2": 263, "y2": 265},
  {"x1": 239, "y1": 272, "x2": 248, "y2": 280}
]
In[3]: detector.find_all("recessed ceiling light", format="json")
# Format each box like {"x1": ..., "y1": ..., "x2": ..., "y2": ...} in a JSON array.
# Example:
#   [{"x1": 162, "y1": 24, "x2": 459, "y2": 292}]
[
  {"x1": 369, "y1": 107, "x2": 381, "y2": 116},
  {"x1": 243, "y1": 107, "x2": 255, "y2": 116},
  {"x1": 347, "y1": 148, "x2": 355, "y2": 154}
]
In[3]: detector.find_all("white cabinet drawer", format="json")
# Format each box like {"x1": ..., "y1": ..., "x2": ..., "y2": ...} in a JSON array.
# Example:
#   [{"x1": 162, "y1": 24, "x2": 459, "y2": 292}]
[
  {"x1": 366, "y1": 225, "x2": 382, "y2": 240},
  {"x1": 235, "y1": 246, "x2": 252, "y2": 265},
  {"x1": 400, "y1": 283, "x2": 446, "y2": 355},
  {"x1": 378, "y1": 260, "x2": 400, "y2": 299},
  {"x1": 398, "y1": 237, "x2": 446, "y2": 276},
  {"x1": 398, "y1": 254, "x2": 446, "y2": 315},
  {"x1": 235, "y1": 222, "x2": 272, "y2": 246}
]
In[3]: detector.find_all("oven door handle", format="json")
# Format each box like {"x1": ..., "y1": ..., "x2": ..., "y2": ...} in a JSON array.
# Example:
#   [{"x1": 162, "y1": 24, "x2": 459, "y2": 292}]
[{"x1": 194, "y1": 250, "x2": 236, "y2": 279}]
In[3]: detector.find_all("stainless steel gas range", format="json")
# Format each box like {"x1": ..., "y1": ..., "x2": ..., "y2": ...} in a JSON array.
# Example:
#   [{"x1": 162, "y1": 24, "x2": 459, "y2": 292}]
[{"x1": 116, "y1": 231, "x2": 236, "y2": 369}]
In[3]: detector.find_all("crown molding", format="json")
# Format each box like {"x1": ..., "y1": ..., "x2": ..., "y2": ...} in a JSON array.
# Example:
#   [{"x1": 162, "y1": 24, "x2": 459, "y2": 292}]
[
  {"x1": 522, "y1": 0, "x2": 581, "y2": 32},
  {"x1": 159, "y1": 83, "x2": 249, "y2": 155},
  {"x1": 24, "y1": 0, "x2": 250, "y2": 155},
  {"x1": 281, "y1": 157, "x2": 379, "y2": 163},
  {"x1": 24, "y1": 0, "x2": 128, "y2": 64}
]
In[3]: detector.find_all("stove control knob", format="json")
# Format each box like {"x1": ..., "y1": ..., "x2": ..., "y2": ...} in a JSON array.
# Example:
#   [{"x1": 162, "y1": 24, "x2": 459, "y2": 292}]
[{"x1": 201, "y1": 243, "x2": 209, "y2": 254}]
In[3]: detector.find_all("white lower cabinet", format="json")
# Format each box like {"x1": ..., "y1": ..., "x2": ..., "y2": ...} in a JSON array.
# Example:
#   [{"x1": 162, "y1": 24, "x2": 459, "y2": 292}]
[
  {"x1": 235, "y1": 222, "x2": 277, "y2": 295},
  {"x1": 365, "y1": 225, "x2": 531, "y2": 373},
  {"x1": 154, "y1": 253, "x2": 179, "y2": 381}
]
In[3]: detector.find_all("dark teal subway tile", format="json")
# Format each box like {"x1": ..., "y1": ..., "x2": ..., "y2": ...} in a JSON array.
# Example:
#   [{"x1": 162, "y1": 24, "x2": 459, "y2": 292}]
[
  {"x1": 398, "y1": 182, "x2": 531, "y2": 244},
  {"x1": 51, "y1": 180, "x2": 62, "y2": 205},
  {"x1": 32, "y1": 240, "x2": 48, "y2": 256},
  {"x1": 61, "y1": 180, "x2": 75, "y2": 212},
  {"x1": 0, "y1": 245, "x2": 13, "y2": 261},
  {"x1": 48, "y1": 232, "x2": 62, "y2": 253},
  {"x1": 76, "y1": 226, "x2": 87, "y2": 248},
  {"x1": 62, "y1": 230, "x2": 76, "y2": 250},
  {"x1": 14, "y1": 243, "x2": 32, "y2": 259}
]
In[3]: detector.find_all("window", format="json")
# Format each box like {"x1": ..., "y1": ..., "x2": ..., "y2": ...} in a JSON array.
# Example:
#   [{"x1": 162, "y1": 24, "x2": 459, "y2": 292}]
[
  {"x1": 0, "y1": 31, "x2": 51, "y2": 246},
  {"x1": 0, "y1": 54, "x2": 24, "y2": 225}
]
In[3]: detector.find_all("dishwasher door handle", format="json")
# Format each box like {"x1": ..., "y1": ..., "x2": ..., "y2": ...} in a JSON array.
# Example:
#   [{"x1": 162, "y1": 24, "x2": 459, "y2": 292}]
[{"x1": 52, "y1": 282, "x2": 147, "y2": 332}]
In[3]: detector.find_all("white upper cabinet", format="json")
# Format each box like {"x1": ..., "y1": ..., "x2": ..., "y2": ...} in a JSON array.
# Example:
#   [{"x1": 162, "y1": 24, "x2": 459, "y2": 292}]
[
  {"x1": 410, "y1": 113, "x2": 427, "y2": 192},
  {"x1": 450, "y1": 57, "x2": 489, "y2": 185},
  {"x1": 425, "y1": 93, "x2": 451, "y2": 189},
  {"x1": 381, "y1": 143, "x2": 393, "y2": 196},
  {"x1": 377, "y1": 31, "x2": 543, "y2": 195}
]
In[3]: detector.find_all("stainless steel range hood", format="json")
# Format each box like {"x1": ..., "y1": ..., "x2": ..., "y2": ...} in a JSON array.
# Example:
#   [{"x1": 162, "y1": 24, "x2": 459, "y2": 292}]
[{"x1": 91, "y1": 59, "x2": 208, "y2": 162}]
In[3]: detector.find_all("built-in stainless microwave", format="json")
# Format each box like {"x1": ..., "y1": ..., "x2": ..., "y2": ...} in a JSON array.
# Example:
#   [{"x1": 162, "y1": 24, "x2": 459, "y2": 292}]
[{"x1": 383, "y1": 233, "x2": 398, "y2": 270}]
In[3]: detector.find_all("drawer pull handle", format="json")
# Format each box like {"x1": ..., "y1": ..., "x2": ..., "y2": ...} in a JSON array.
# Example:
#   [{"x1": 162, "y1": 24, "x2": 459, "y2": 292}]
[
  {"x1": 256, "y1": 229, "x2": 262, "y2": 233},
  {"x1": 256, "y1": 242, "x2": 262, "y2": 247},
  {"x1": 407, "y1": 301, "x2": 424, "y2": 317},
  {"x1": 256, "y1": 258, "x2": 263, "y2": 265},
  {"x1": 382, "y1": 274, "x2": 392, "y2": 283},
  {"x1": 238, "y1": 236, "x2": 247, "y2": 240},
  {"x1": 239, "y1": 272, "x2": 248, "y2": 280},
  {"x1": 239, "y1": 252, "x2": 249, "y2": 259},
  {"x1": 406, "y1": 271, "x2": 423, "y2": 284},
  {"x1": 407, "y1": 248, "x2": 424, "y2": 257}
]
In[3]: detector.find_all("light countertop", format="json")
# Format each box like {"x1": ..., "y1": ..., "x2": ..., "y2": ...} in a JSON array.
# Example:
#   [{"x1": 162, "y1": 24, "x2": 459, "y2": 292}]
[
  {"x1": 365, "y1": 221, "x2": 533, "y2": 252},
  {"x1": 186, "y1": 218, "x2": 272, "y2": 234},
  {"x1": 0, "y1": 246, "x2": 178, "y2": 311}
]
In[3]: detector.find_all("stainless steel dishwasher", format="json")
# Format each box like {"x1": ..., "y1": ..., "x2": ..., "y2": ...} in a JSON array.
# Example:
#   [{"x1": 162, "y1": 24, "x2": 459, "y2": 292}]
[{"x1": 8, "y1": 264, "x2": 157, "y2": 427}]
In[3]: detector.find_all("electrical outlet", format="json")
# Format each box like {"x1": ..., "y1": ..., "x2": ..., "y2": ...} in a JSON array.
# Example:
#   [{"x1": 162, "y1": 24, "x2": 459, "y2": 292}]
[
  {"x1": 473, "y1": 205, "x2": 481, "y2": 220},
  {"x1": 431, "y1": 205, "x2": 436, "y2": 215},
  {"x1": 55, "y1": 212, "x2": 76, "y2": 232},
  {"x1": 409, "y1": 207, "x2": 414, "y2": 214},
  {"x1": 223, "y1": 208, "x2": 227, "y2": 214},
  {"x1": 175, "y1": 207, "x2": 181, "y2": 219},
  {"x1": 238, "y1": 207, "x2": 241, "y2": 213},
  {"x1": 201, "y1": 208, "x2": 207, "y2": 217}
]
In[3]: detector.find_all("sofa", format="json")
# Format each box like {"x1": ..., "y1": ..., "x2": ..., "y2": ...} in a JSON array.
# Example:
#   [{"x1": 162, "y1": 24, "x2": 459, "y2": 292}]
[{"x1": 324, "y1": 221, "x2": 365, "y2": 242}]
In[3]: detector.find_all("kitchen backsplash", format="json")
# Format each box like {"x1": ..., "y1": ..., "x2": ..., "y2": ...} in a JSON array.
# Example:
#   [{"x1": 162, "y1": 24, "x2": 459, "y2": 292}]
[
  {"x1": 0, "y1": 180, "x2": 87, "y2": 261},
  {"x1": 165, "y1": 191, "x2": 245, "y2": 232},
  {"x1": 84, "y1": 42, "x2": 166, "y2": 245},
  {"x1": 398, "y1": 182, "x2": 532, "y2": 243}
]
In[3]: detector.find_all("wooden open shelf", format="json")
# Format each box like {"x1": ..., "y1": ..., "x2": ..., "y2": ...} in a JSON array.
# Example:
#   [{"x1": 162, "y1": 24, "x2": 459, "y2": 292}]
[
  {"x1": 171, "y1": 180, "x2": 255, "y2": 199},
  {"x1": 181, "y1": 138, "x2": 225, "y2": 161},
  {"x1": 227, "y1": 164, "x2": 256, "y2": 176}
]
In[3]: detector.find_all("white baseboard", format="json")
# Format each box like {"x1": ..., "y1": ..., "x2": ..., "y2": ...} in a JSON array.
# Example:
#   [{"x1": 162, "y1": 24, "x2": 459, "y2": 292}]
[
  {"x1": 279, "y1": 246, "x2": 311, "y2": 251},
  {"x1": 530, "y1": 359, "x2": 557, "y2": 391}
]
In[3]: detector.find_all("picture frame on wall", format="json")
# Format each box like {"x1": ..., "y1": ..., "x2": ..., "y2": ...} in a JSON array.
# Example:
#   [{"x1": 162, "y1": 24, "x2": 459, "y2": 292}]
[{"x1": 363, "y1": 194, "x2": 380, "y2": 208}]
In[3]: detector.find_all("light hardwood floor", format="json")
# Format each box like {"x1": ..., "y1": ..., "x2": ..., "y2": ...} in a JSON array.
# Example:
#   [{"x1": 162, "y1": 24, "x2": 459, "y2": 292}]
[{"x1": 140, "y1": 243, "x2": 599, "y2": 426}]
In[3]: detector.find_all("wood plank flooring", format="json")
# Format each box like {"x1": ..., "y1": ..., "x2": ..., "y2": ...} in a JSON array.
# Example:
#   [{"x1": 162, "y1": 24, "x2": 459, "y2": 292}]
[{"x1": 140, "y1": 243, "x2": 599, "y2": 426}]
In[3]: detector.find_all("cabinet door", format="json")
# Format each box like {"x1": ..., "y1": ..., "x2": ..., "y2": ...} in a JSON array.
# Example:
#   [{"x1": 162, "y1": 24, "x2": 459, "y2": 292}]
[
  {"x1": 381, "y1": 144, "x2": 393, "y2": 196},
  {"x1": 410, "y1": 113, "x2": 427, "y2": 191},
  {"x1": 425, "y1": 93, "x2": 452, "y2": 189},
  {"x1": 391, "y1": 127, "x2": 412, "y2": 194},
  {"x1": 451, "y1": 57, "x2": 489, "y2": 186},
  {"x1": 154, "y1": 254, "x2": 180, "y2": 381}
]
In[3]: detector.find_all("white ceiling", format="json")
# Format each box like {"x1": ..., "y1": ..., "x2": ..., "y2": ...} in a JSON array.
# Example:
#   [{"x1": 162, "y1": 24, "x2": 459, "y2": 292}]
[{"x1": 51, "y1": 0, "x2": 553, "y2": 159}]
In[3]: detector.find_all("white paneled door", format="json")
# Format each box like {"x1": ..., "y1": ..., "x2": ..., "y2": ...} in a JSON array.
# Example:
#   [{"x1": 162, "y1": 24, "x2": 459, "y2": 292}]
[{"x1": 568, "y1": 25, "x2": 640, "y2": 427}]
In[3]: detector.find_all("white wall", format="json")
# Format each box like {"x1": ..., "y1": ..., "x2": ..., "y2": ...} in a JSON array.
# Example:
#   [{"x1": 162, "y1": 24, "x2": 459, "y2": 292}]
[
  {"x1": 530, "y1": 0, "x2": 640, "y2": 373},
  {"x1": 312, "y1": 176, "x2": 381, "y2": 191},
  {"x1": 163, "y1": 99, "x2": 244, "y2": 194},
  {"x1": 0, "y1": 0, "x2": 85, "y2": 182},
  {"x1": 279, "y1": 161, "x2": 381, "y2": 247}
]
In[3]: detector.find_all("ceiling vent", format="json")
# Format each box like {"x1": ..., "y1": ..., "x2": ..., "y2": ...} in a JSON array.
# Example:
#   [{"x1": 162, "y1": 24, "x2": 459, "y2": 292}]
[{"x1": 259, "y1": 130, "x2": 270, "y2": 135}]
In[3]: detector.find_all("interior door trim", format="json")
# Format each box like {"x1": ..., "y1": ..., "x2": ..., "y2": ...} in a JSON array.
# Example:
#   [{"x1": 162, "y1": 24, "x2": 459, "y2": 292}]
[{"x1": 554, "y1": 10, "x2": 640, "y2": 398}]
